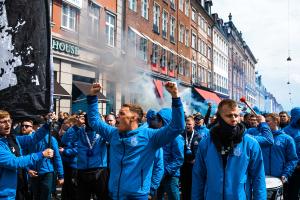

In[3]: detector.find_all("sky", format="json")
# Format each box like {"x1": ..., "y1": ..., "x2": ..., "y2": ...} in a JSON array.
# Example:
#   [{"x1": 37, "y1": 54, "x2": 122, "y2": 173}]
[{"x1": 212, "y1": 0, "x2": 300, "y2": 111}]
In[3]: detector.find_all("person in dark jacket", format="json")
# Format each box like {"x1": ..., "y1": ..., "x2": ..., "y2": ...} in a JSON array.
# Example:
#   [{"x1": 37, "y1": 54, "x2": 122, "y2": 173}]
[
  {"x1": 87, "y1": 82, "x2": 185, "y2": 200},
  {"x1": 180, "y1": 116, "x2": 204, "y2": 200},
  {"x1": 0, "y1": 110, "x2": 54, "y2": 199},
  {"x1": 192, "y1": 99, "x2": 266, "y2": 200},
  {"x1": 283, "y1": 107, "x2": 300, "y2": 200}
]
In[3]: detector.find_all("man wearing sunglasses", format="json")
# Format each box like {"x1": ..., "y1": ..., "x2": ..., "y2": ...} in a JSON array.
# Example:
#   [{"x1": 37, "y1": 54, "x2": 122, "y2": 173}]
[{"x1": 20, "y1": 120, "x2": 34, "y2": 135}]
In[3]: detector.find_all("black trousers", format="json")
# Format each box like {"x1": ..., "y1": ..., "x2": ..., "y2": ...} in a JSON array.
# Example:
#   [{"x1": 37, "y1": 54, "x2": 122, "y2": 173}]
[
  {"x1": 61, "y1": 165, "x2": 77, "y2": 200},
  {"x1": 77, "y1": 168, "x2": 109, "y2": 200},
  {"x1": 180, "y1": 162, "x2": 193, "y2": 200},
  {"x1": 287, "y1": 167, "x2": 300, "y2": 200}
]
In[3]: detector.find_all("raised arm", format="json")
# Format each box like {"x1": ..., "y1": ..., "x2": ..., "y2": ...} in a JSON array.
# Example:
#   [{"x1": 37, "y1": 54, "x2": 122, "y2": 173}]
[
  {"x1": 17, "y1": 124, "x2": 50, "y2": 149},
  {"x1": 150, "y1": 82, "x2": 185, "y2": 148},
  {"x1": 87, "y1": 83, "x2": 117, "y2": 142},
  {"x1": 246, "y1": 115, "x2": 274, "y2": 146}
]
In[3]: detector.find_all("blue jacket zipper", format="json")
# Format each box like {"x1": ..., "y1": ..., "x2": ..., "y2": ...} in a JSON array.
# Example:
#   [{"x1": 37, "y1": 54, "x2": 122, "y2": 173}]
[{"x1": 117, "y1": 139, "x2": 125, "y2": 200}]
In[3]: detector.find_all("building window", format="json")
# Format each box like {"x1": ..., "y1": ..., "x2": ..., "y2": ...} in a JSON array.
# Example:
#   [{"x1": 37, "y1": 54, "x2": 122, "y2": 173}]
[
  {"x1": 62, "y1": 3, "x2": 77, "y2": 31},
  {"x1": 129, "y1": 0, "x2": 137, "y2": 12},
  {"x1": 170, "y1": 16, "x2": 176, "y2": 43},
  {"x1": 207, "y1": 26, "x2": 211, "y2": 36},
  {"x1": 161, "y1": 49, "x2": 167, "y2": 67},
  {"x1": 138, "y1": 38, "x2": 148, "y2": 61},
  {"x1": 179, "y1": 0, "x2": 183, "y2": 11},
  {"x1": 185, "y1": 29, "x2": 189, "y2": 46},
  {"x1": 185, "y1": 0, "x2": 189, "y2": 16},
  {"x1": 153, "y1": 3, "x2": 160, "y2": 34},
  {"x1": 169, "y1": 53, "x2": 175, "y2": 70},
  {"x1": 198, "y1": 38, "x2": 201, "y2": 52},
  {"x1": 191, "y1": 32, "x2": 197, "y2": 49},
  {"x1": 191, "y1": 8, "x2": 196, "y2": 22},
  {"x1": 127, "y1": 28, "x2": 136, "y2": 55},
  {"x1": 88, "y1": 2, "x2": 100, "y2": 39},
  {"x1": 151, "y1": 44, "x2": 159, "y2": 64},
  {"x1": 207, "y1": 46, "x2": 211, "y2": 59},
  {"x1": 192, "y1": 62, "x2": 196, "y2": 80},
  {"x1": 162, "y1": 10, "x2": 168, "y2": 38},
  {"x1": 105, "y1": 12, "x2": 115, "y2": 47},
  {"x1": 179, "y1": 25, "x2": 184, "y2": 43},
  {"x1": 170, "y1": 0, "x2": 176, "y2": 10},
  {"x1": 200, "y1": 17, "x2": 204, "y2": 30},
  {"x1": 184, "y1": 61, "x2": 190, "y2": 77},
  {"x1": 49, "y1": 0, "x2": 53, "y2": 21},
  {"x1": 197, "y1": 15, "x2": 201, "y2": 27},
  {"x1": 178, "y1": 58, "x2": 183, "y2": 75},
  {"x1": 141, "y1": 0, "x2": 149, "y2": 19}
]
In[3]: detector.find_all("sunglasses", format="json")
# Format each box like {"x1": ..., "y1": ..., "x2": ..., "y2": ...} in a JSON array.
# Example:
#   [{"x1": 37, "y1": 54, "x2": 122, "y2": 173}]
[{"x1": 21, "y1": 125, "x2": 32, "y2": 128}]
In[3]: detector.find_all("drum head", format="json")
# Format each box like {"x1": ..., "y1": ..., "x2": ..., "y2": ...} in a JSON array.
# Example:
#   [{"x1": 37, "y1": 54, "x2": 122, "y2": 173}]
[{"x1": 266, "y1": 176, "x2": 282, "y2": 189}]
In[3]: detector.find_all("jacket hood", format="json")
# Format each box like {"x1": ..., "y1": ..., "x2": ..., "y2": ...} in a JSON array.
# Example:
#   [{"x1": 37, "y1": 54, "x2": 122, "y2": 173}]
[
  {"x1": 146, "y1": 109, "x2": 157, "y2": 125},
  {"x1": 272, "y1": 129, "x2": 284, "y2": 136},
  {"x1": 157, "y1": 108, "x2": 172, "y2": 126},
  {"x1": 290, "y1": 107, "x2": 300, "y2": 128}
]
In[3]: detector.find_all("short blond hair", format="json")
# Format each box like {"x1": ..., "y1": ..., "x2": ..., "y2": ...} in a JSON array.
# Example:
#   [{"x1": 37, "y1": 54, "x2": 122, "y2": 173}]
[{"x1": 0, "y1": 110, "x2": 10, "y2": 119}]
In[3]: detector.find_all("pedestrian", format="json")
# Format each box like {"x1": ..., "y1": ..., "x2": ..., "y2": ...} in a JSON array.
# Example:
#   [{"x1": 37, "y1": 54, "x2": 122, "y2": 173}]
[
  {"x1": 87, "y1": 81, "x2": 185, "y2": 199},
  {"x1": 153, "y1": 108, "x2": 184, "y2": 200},
  {"x1": 0, "y1": 110, "x2": 54, "y2": 199},
  {"x1": 192, "y1": 99, "x2": 266, "y2": 199},
  {"x1": 180, "y1": 116, "x2": 205, "y2": 200},
  {"x1": 283, "y1": 107, "x2": 300, "y2": 200},
  {"x1": 264, "y1": 113, "x2": 298, "y2": 199}
]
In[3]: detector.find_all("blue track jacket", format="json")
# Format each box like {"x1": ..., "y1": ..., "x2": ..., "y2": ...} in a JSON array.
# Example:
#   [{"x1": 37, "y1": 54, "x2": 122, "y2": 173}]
[
  {"x1": 245, "y1": 122, "x2": 274, "y2": 146},
  {"x1": 26, "y1": 135, "x2": 64, "y2": 179},
  {"x1": 87, "y1": 95, "x2": 185, "y2": 199},
  {"x1": 283, "y1": 107, "x2": 300, "y2": 165},
  {"x1": 192, "y1": 134, "x2": 266, "y2": 200},
  {"x1": 150, "y1": 148, "x2": 164, "y2": 192},
  {"x1": 67, "y1": 126, "x2": 107, "y2": 169},
  {"x1": 157, "y1": 108, "x2": 184, "y2": 178},
  {"x1": 261, "y1": 130, "x2": 298, "y2": 178},
  {"x1": 0, "y1": 125, "x2": 49, "y2": 199}
]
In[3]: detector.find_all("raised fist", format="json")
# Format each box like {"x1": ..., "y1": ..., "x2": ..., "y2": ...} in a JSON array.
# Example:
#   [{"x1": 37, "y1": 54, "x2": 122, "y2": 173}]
[
  {"x1": 165, "y1": 81, "x2": 179, "y2": 98},
  {"x1": 89, "y1": 83, "x2": 102, "y2": 96}
]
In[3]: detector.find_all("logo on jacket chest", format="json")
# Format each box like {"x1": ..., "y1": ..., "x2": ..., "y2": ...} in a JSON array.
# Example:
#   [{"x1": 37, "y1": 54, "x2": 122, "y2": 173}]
[
  {"x1": 233, "y1": 147, "x2": 242, "y2": 157},
  {"x1": 130, "y1": 136, "x2": 138, "y2": 147}
]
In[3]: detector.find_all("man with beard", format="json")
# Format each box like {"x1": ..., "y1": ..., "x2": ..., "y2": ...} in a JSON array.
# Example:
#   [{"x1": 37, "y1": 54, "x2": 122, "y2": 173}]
[
  {"x1": 87, "y1": 82, "x2": 185, "y2": 200},
  {"x1": 192, "y1": 99, "x2": 266, "y2": 199},
  {"x1": 279, "y1": 111, "x2": 290, "y2": 129}
]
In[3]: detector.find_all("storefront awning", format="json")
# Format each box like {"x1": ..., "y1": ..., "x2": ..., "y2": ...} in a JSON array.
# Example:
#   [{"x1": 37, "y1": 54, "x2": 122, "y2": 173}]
[
  {"x1": 73, "y1": 81, "x2": 107, "y2": 102},
  {"x1": 54, "y1": 81, "x2": 71, "y2": 99},
  {"x1": 194, "y1": 88, "x2": 221, "y2": 104},
  {"x1": 129, "y1": 26, "x2": 146, "y2": 39},
  {"x1": 153, "y1": 79, "x2": 164, "y2": 99}
]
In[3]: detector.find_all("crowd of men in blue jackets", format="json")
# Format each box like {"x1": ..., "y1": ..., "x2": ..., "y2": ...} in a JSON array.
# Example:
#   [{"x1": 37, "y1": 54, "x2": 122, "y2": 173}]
[{"x1": 0, "y1": 81, "x2": 300, "y2": 200}]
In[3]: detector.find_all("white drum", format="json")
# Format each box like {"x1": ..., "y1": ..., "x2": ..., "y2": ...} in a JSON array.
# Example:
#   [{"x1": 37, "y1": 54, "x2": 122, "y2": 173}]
[{"x1": 266, "y1": 176, "x2": 283, "y2": 200}]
